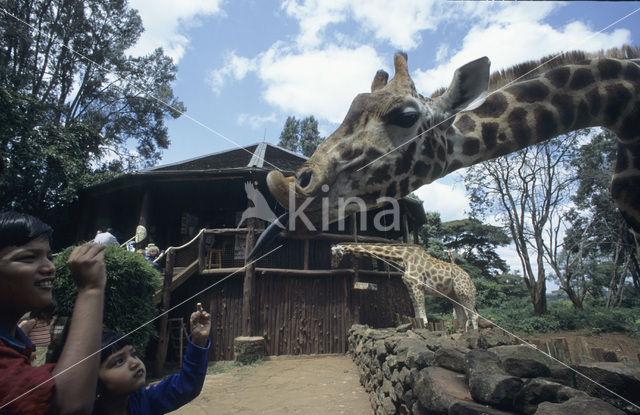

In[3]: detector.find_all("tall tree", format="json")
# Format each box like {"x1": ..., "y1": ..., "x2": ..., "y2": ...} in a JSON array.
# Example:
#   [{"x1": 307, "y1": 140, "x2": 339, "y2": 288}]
[
  {"x1": 0, "y1": 0, "x2": 184, "y2": 220},
  {"x1": 278, "y1": 116, "x2": 300, "y2": 153},
  {"x1": 465, "y1": 131, "x2": 583, "y2": 314},
  {"x1": 564, "y1": 129, "x2": 638, "y2": 307},
  {"x1": 277, "y1": 115, "x2": 323, "y2": 157},
  {"x1": 299, "y1": 116, "x2": 323, "y2": 157}
]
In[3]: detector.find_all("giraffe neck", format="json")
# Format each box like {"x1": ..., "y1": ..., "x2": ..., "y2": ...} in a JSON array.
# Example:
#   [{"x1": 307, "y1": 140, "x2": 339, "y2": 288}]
[
  {"x1": 443, "y1": 57, "x2": 640, "y2": 175},
  {"x1": 339, "y1": 243, "x2": 409, "y2": 267}
]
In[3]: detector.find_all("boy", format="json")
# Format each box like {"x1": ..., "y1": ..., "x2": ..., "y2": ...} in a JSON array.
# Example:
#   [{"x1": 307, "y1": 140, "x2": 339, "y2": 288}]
[
  {"x1": 0, "y1": 211, "x2": 107, "y2": 414},
  {"x1": 93, "y1": 304, "x2": 211, "y2": 414}
]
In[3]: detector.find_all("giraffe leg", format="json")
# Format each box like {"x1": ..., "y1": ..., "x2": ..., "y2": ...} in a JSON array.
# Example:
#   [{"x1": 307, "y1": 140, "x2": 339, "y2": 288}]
[
  {"x1": 462, "y1": 300, "x2": 479, "y2": 331},
  {"x1": 408, "y1": 285, "x2": 428, "y2": 325},
  {"x1": 453, "y1": 303, "x2": 468, "y2": 331}
]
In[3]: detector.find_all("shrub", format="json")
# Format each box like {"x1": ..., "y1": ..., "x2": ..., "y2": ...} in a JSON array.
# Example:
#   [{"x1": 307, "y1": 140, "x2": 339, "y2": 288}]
[{"x1": 53, "y1": 245, "x2": 161, "y2": 356}]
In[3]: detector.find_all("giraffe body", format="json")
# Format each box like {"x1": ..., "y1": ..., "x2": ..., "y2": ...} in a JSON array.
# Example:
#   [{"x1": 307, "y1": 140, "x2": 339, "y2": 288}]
[
  {"x1": 264, "y1": 46, "x2": 640, "y2": 256},
  {"x1": 332, "y1": 243, "x2": 478, "y2": 330}
]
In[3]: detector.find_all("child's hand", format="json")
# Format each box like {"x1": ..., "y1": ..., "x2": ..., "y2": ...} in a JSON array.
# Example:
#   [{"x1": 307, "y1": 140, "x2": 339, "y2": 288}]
[
  {"x1": 67, "y1": 243, "x2": 106, "y2": 291},
  {"x1": 190, "y1": 303, "x2": 211, "y2": 347}
]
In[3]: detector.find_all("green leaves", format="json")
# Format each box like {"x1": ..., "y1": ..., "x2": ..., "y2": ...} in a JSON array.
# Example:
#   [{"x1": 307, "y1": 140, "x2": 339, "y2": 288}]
[
  {"x1": 1, "y1": 0, "x2": 184, "y2": 220},
  {"x1": 53, "y1": 246, "x2": 161, "y2": 356}
]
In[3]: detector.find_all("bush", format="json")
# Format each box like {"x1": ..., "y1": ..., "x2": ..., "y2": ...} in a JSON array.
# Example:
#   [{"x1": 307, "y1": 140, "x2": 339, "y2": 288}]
[
  {"x1": 53, "y1": 245, "x2": 161, "y2": 356},
  {"x1": 477, "y1": 296, "x2": 640, "y2": 336}
]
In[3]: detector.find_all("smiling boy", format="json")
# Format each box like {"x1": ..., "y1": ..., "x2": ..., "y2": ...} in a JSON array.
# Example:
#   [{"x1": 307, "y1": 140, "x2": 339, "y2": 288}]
[{"x1": 0, "y1": 211, "x2": 107, "y2": 414}]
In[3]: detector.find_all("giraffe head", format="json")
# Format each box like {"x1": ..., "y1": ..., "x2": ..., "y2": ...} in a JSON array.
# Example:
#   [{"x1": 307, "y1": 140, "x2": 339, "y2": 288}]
[
  {"x1": 267, "y1": 53, "x2": 490, "y2": 226},
  {"x1": 330, "y1": 245, "x2": 345, "y2": 268}
]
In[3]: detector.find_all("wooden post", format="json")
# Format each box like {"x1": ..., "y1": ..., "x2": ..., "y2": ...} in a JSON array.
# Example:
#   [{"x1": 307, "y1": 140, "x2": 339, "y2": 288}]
[
  {"x1": 154, "y1": 248, "x2": 175, "y2": 377},
  {"x1": 136, "y1": 191, "x2": 151, "y2": 250},
  {"x1": 402, "y1": 214, "x2": 409, "y2": 243},
  {"x1": 413, "y1": 225, "x2": 420, "y2": 245},
  {"x1": 198, "y1": 231, "x2": 205, "y2": 273},
  {"x1": 351, "y1": 213, "x2": 358, "y2": 242},
  {"x1": 242, "y1": 218, "x2": 257, "y2": 336},
  {"x1": 303, "y1": 239, "x2": 310, "y2": 270}
]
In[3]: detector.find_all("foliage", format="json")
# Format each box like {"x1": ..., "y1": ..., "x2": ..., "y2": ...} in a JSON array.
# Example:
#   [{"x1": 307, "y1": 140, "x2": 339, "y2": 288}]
[
  {"x1": 478, "y1": 297, "x2": 640, "y2": 336},
  {"x1": 277, "y1": 115, "x2": 324, "y2": 157},
  {"x1": 562, "y1": 129, "x2": 639, "y2": 307},
  {"x1": 441, "y1": 218, "x2": 510, "y2": 277},
  {"x1": 53, "y1": 246, "x2": 161, "y2": 355},
  {"x1": 0, "y1": 0, "x2": 184, "y2": 221}
]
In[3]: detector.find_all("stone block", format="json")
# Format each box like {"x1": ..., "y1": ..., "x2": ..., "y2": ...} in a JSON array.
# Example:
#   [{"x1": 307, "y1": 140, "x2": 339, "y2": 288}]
[
  {"x1": 232, "y1": 336, "x2": 265, "y2": 364},
  {"x1": 465, "y1": 349, "x2": 523, "y2": 410},
  {"x1": 413, "y1": 366, "x2": 473, "y2": 414},
  {"x1": 534, "y1": 396, "x2": 625, "y2": 415}
]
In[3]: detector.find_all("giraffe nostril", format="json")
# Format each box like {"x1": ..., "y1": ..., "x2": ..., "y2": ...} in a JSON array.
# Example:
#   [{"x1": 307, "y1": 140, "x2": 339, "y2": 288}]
[{"x1": 297, "y1": 169, "x2": 313, "y2": 189}]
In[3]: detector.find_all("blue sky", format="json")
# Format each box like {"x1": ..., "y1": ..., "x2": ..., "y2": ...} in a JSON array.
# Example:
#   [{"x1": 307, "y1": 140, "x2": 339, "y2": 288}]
[{"x1": 124, "y1": 1, "x2": 639, "y2": 278}]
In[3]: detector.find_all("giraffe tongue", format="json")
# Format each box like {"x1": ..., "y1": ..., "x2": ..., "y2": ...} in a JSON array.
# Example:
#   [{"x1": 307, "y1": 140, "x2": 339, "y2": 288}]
[
  {"x1": 266, "y1": 171, "x2": 300, "y2": 209},
  {"x1": 247, "y1": 212, "x2": 290, "y2": 261}
]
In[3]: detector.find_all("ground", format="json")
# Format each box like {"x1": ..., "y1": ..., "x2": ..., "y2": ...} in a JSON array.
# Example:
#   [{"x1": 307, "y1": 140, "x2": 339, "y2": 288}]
[
  {"x1": 169, "y1": 354, "x2": 373, "y2": 415},
  {"x1": 166, "y1": 331, "x2": 638, "y2": 414}
]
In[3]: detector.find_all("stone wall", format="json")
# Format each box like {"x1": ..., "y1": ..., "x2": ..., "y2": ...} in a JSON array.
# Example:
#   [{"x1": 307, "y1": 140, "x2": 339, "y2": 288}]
[{"x1": 348, "y1": 324, "x2": 640, "y2": 414}]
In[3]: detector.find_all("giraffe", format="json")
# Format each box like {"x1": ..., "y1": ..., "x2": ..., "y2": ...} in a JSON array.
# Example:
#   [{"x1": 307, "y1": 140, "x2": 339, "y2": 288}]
[
  {"x1": 331, "y1": 243, "x2": 479, "y2": 330},
  {"x1": 261, "y1": 46, "x2": 640, "y2": 257}
]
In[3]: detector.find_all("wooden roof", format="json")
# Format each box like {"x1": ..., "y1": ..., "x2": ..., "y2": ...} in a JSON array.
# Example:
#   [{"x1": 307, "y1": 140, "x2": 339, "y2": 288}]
[{"x1": 141, "y1": 142, "x2": 306, "y2": 174}]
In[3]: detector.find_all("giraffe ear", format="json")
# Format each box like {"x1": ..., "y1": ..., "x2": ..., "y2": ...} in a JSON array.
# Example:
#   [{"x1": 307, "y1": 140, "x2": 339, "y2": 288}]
[{"x1": 433, "y1": 57, "x2": 490, "y2": 116}]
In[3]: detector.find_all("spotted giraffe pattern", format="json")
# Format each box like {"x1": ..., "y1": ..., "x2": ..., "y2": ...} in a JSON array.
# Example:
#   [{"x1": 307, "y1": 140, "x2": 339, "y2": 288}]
[
  {"x1": 265, "y1": 46, "x2": 640, "y2": 257},
  {"x1": 331, "y1": 243, "x2": 478, "y2": 330}
]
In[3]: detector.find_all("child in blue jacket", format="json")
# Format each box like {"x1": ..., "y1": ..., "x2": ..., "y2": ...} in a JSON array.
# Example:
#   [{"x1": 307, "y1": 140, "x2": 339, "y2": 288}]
[{"x1": 92, "y1": 304, "x2": 211, "y2": 415}]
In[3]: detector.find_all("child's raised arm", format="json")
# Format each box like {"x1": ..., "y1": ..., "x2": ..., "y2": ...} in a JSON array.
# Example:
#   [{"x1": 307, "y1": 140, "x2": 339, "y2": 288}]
[
  {"x1": 52, "y1": 243, "x2": 106, "y2": 414},
  {"x1": 189, "y1": 303, "x2": 211, "y2": 347}
]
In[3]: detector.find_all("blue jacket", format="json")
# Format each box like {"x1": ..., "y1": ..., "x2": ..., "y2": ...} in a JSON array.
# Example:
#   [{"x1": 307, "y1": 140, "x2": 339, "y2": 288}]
[{"x1": 128, "y1": 336, "x2": 209, "y2": 414}]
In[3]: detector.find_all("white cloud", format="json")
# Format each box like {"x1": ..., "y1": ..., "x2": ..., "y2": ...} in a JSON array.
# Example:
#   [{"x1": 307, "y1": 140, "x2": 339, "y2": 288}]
[
  {"x1": 413, "y1": 4, "x2": 631, "y2": 94},
  {"x1": 282, "y1": 0, "x2": 449, "y2": 50},
  {"x1": 237, "y1": 113, "x2": 278, "y2": 130},
  {"x1": 208, "y1": 51, "x2": 257, "y2": 94},
  {"x1": 349, "y1": 1, "x2": 440, "y2": 50},
  {"x1": 257, "y1": 45, "x2": 384, "y2": 123},
  {"x1": 208, "y1": 44, "x2": 383, "y2": 123},
  {"x1": 412, "y1": 178, "x2": 470, "y2": 222},
  {"x1": 281, "y1": 0, "x2": 351, "y2": 49},
  {"x1": 128, "y1": 0, "x2": 225, "y2": 61}
]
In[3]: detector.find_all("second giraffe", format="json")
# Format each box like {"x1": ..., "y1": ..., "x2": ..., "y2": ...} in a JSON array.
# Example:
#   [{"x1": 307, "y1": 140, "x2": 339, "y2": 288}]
[{"x1": 331, "y1": 243, "x2": 479, "y2": 331}]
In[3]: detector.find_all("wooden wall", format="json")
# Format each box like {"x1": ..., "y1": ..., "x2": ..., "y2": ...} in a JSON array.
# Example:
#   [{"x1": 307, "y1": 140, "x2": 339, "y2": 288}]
[{"x1": 168, "y1": 271, "x2": 413, "y2": 361}]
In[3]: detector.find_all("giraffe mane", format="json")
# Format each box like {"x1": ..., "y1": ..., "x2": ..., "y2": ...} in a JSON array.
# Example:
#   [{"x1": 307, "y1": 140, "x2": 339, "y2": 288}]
[{"x1": 430, "y1": 44, "x2": 640, "y2": 98}]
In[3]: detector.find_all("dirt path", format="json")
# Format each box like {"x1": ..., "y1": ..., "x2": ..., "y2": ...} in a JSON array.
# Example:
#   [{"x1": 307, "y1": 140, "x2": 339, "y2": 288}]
[{"x1": 169, "y1": 354, "x2": 373, "y2": 415}]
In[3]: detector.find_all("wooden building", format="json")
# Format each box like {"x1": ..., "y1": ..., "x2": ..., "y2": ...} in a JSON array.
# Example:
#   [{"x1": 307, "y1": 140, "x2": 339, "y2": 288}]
[{"x1": 76, "y1": 143, "x2": 426, "y2": 369}]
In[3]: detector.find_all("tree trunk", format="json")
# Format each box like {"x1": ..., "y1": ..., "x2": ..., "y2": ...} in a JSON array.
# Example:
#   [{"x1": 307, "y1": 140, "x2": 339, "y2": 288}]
[{"x1": 532, "y1": 279, "x2": 547, "y2": 316}]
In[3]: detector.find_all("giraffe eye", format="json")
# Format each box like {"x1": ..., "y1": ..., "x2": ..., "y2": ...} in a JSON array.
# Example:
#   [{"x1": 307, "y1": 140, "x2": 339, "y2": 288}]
[{"x1": 387, "y1": 109, "x2": 419, "y2": 128}]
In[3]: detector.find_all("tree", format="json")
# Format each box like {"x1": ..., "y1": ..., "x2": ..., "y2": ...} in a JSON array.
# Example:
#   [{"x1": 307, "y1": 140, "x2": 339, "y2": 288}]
[
  {"x1": 278, "y1": 116, "x2": 300, "y2": 153},
  {"x1": 564, "y1": 129, "x2": 638, "y2": 307},
  {"x1": 277, "y1": 115, "x2": 324, "y2": 157},
  {"x1": 299, "y1": 116, "x2": 324, "y2": 157},
  {"x1": 465, "y1": 131, "x2": 584, "y2": 314},
  {"x1": 0, "y1": 0, "x2": 184, "y2": 222},
  {"x1": 441, "y1": 218, "x2": 510, "y2": 278}
]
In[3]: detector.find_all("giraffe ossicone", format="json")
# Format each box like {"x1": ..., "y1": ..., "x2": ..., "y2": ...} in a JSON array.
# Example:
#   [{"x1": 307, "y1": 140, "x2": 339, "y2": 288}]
[
  {"x1": 263, "y1": 46, "x2": 640, "y2": 257},
  {"x1": 332, "y1": 243, "x2": 479, "y2": 331}
]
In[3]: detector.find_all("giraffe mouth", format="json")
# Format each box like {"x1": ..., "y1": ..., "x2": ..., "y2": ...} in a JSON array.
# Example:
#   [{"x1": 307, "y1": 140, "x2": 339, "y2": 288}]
[{"x1": 266, "y1": 170, "x2": 324, "y2": 217}]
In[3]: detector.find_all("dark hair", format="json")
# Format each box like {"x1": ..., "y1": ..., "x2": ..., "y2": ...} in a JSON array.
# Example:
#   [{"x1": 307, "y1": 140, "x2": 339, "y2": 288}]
[
  {"x1": 0, "y1": 211, "x2": 53, "y2": 250},
  {"x1": 100, "y1": 331, "x2": 132, "y2": 364}
]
